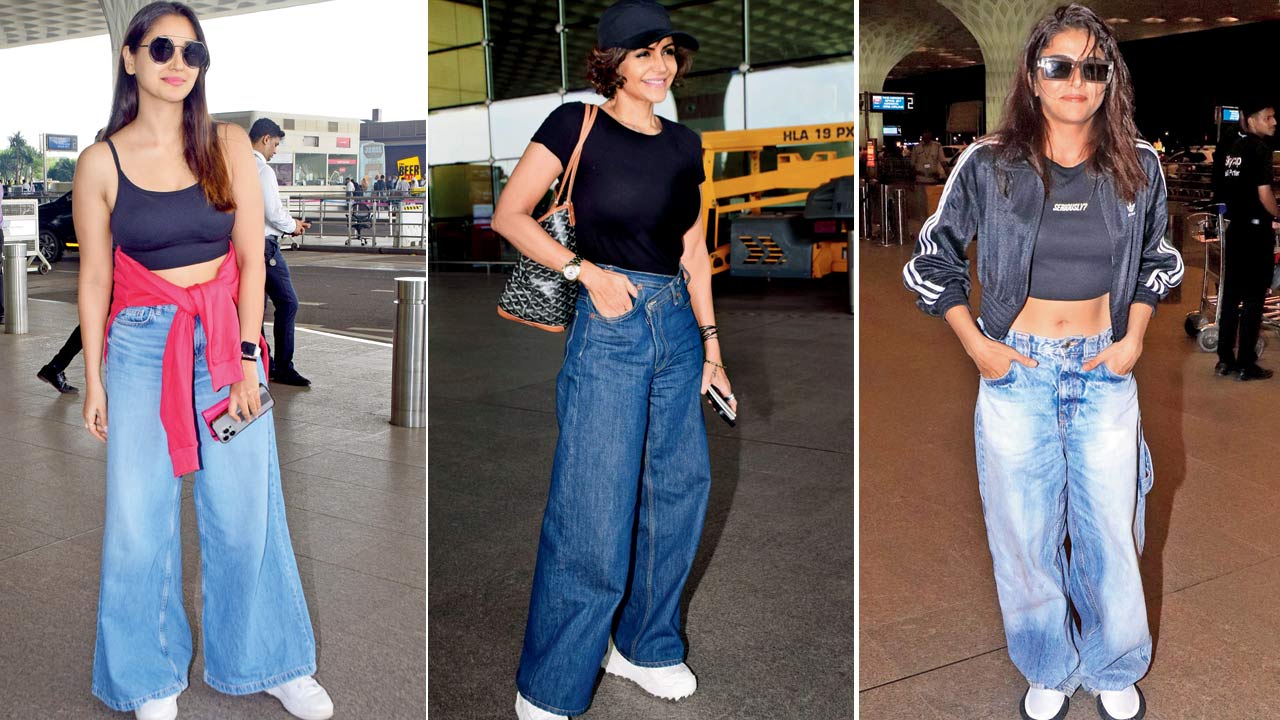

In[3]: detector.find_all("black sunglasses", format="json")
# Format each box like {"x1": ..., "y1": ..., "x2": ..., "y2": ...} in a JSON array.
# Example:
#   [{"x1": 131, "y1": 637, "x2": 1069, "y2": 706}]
[
  {"x1": 1035, "y1": 56, "x2": 1112, "y2": 83},
  {"x1": 138, "y1": 36, "x2": 209, "y2": 69}
]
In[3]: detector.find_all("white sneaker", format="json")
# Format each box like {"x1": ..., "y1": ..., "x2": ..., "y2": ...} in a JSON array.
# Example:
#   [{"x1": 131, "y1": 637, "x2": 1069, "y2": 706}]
[
  {"x1": 1021, "y1": 686, "x2": 1067, "y2": 720},
  {"x1": 601, "y1": 640, "x2": 696, "y2": 701},
  {"x1": 135, "y1": 693, "x2": 179, "y2": 720},
  {"x1": 514, "y1": 692, "x2": 568, "y2": 719},
  {"x1": 1097, "y1": 685, "x2": 1145, "y2": 720},
  {"x1": 264, "y1": 676, "x2": 334, "y2": 720}
]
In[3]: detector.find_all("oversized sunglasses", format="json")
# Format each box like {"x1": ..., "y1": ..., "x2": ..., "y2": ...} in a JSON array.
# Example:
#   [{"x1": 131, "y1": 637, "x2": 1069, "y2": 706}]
[
  {"x1": 138, "y1": 36, "x2": 209, "y2": 69},
  {"x1": 1035, "y1": 56, "x2": 1112, "y2": 83}
]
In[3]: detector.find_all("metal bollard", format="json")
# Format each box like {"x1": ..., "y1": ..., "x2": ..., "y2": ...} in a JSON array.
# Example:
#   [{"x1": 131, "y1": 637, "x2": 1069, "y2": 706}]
[
  {"x1": 877, "y1": 185, "x2": 892, "y2": 247},
  {"x1": 3, "y1": 242, "x2": 29, "y2": 334},
  {"x1": 391, "y1": 276, "x2": 426, "y2": 427},
  {"x1": 892, "y1": 188, "x2": 907, "y2": 246}
]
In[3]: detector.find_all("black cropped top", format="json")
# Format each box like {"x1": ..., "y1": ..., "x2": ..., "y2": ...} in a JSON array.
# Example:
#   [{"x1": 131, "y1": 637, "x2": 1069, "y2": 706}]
[
  {"x1": 531, "y1": 102, "x2": 705, "y2": 276},
  {"x1": 107, "y1": 138, "x2": 234, "y2": 271}
]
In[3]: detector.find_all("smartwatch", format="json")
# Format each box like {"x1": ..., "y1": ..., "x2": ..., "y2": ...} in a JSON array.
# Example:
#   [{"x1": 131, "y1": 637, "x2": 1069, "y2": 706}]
[
  {"x1": 241, "y1": 341, "x2": 261, "y2": 362},
  {"x1": 562, "y1": 254, "x2": 583, "y2": 282}
]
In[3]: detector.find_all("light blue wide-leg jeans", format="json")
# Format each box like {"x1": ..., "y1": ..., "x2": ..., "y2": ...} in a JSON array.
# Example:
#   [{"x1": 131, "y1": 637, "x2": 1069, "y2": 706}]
[{"x1": 92, "y1": 304, "x2": 316, "y2": 712}]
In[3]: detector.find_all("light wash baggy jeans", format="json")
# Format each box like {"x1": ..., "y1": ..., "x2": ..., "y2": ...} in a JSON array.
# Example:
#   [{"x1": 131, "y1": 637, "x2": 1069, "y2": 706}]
[
  {"x1": 975, "y1": 328, "x2": 1153, "y2": 695},
  {"x1": 92, "y1": 304, "x2": 317, "y2": 712},
  {"x1": 516, "y1": 266, "x2": 712, "y2": 716}
]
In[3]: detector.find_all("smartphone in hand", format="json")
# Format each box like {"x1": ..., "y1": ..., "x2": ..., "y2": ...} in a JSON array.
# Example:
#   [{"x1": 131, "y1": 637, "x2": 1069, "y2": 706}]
[{"x1": 705, "y1": 386, "x2": 736, "y2": 427}]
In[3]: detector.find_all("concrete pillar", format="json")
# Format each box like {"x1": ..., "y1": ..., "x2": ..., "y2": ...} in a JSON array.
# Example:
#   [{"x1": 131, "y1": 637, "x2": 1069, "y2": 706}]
[
  {"x1": 858, "y1": 17, "x2": 942, "y2": 145},
  {"x1": 935, "y1": 0, "x2": 1059, "y2": 132},
  {"x1": 98, "y1": 0, "x2": 158, "y2": 77}
]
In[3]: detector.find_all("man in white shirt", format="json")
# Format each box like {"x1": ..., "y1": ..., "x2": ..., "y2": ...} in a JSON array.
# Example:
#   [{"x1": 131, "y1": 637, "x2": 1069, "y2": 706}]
[
  {"x1": 249, "y1": 118, "x2": 312, "y2": 387},
  {"x1": 396, "y1": 175, "x2": 410, "y2": 194}
]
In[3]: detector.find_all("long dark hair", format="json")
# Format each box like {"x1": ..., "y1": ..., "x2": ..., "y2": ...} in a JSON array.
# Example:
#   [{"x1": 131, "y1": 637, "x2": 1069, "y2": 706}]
[
  {"x1": 992, "y1": 4, "x2": 1146, "y2": 202},
  {"x1": 103, "y1": 1, "x2": 233, "y2": 211}
]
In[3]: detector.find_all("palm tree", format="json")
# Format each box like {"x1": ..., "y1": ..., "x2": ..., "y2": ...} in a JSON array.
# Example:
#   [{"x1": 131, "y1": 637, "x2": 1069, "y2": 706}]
[{"x1": 7, "y1": 132, "x2": 37, "y2": 182}]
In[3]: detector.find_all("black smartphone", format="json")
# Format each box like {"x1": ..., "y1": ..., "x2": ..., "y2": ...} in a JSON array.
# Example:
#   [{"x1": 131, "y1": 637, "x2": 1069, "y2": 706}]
[{"x1": 705, "y1": 386, "x2": 736, "y2": 427}]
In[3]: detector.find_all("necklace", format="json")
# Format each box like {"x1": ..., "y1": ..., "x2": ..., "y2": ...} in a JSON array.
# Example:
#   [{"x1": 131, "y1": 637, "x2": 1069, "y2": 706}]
[{"x1": 605, "y1": 102, "x2": 660, "y2": 135}]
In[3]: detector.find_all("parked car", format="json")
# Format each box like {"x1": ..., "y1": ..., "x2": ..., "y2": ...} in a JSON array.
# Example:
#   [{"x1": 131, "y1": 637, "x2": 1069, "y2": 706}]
[{"x1": 37, "y1": 190, "x2": 76, "y2": 262}]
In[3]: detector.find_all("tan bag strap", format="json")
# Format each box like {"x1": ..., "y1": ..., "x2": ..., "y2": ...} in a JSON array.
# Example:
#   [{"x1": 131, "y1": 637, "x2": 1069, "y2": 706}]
[{"x1": 553, "y1": 104, "x2": 598, "y2": 208}]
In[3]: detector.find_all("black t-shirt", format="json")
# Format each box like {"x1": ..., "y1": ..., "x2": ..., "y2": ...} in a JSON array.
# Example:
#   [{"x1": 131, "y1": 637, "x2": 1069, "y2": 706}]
[
  {"x1": 531, "y1": 102, "x2": 705, "y2": 275},
  {"x1": 1219, "y1": 133, "x2": 1274, "y2": 221},
  {"x1": 1028, "y1": 161, "x2": 1112, "y2": 300}
]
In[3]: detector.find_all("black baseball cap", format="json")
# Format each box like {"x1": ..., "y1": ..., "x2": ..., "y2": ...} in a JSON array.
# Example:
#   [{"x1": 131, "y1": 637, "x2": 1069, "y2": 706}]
[
  {"x1": 597, "y1": 0, "x2": 699, "y2": 51},
  {"x1": 1240, "y1": 96, "x2": 1275, "y2": 120}
]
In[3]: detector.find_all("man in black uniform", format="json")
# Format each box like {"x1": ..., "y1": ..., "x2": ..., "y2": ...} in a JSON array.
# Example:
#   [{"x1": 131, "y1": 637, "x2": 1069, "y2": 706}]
[{"x1": 1215, "y1": 98, "x2": 1279, "y2": 381}]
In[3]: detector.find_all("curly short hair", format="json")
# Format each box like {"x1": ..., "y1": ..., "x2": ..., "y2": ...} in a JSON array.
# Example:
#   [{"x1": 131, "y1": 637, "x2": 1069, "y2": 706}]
[{"x1": 586, "y1": 44, "x2": 694, "y2": 99}]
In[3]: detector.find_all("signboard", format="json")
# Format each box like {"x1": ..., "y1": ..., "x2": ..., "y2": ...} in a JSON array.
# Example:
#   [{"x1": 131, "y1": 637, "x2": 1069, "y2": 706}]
[
  {"x1": 337, "y1": 137, "x2": 351, "y2": 148},
  {"x1": 45, "y1": 134, "x2": 77, "y2": 151},
  {"x1": 869, "y1": 93, "x2": 913, "y2": 112},
  {"x1": 397, "y1": 155, "x2": 422, "y2": 180},
  {"x1": 1222, "y1": 107, "x2": 1240, "y2": 123},
  {"x1": 358, "y1": 141, "x2": 386, "y2": 183},
  {"x1": 882, "y1": 125, "x2": 902, "y2": 136},
  {"x1": 327, "y1": 157, "x2": 357, "y2": 166}
]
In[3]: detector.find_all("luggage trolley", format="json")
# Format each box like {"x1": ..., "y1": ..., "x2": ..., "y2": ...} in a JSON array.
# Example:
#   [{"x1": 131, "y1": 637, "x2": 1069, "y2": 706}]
[{"x1": 1183, "y1": 200, "x2": 1273, "y2": 357}]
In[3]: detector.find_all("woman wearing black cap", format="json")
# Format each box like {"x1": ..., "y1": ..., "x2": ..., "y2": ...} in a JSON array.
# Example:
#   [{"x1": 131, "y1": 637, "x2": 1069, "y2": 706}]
[{"x1": 491, "y1": 1, "x2": 734, "y2": 718}]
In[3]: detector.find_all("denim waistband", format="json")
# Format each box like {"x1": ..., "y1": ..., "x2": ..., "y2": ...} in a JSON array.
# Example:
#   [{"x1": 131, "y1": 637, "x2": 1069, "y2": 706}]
[
  {"x1": 1004, "y1": 328, "x2": 1113, "y2": 358},
  {"x1": 595, "y1": 264, "x2": 688, "y2": 306}
]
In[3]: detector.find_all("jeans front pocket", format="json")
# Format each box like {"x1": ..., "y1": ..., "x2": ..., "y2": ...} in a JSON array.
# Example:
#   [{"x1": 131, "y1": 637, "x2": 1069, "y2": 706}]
[
  {"x1": 586, "y1": 289, "x2": 645, "y2": 324},
  {"x1": 980, "y1": 359, "x2": 1021, "y2": 387},
  {"x1": 113, "y1": 306, "x2": 155, "y2": 327}
]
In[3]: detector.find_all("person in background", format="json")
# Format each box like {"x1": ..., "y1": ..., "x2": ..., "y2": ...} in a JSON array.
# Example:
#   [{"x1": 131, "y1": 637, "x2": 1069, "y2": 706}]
[
  {"x1": 1212, "y1": 97, "x2": 1278, "y2": 381},
  {"x1": 395, "y1": 173, "x2": 410, "y2": 195},
  {"x1": 1, "y1": 181, "x2": 5, "y2": 324},
  {"x1": 249, "y1": 117, "x2": 312, "y2": 387},
  {"x1": 913, "y1": 130, "x2": 945, "y2": 183},
  {"x1": 373, "y1": 174, "x2": 385, "y2": 195},
  {"x1": 37, "y1": 326, "x2": 83, "y2": 393},
  {"x1": 360, "y1": 175, "x2": 369, "y2": 194}
]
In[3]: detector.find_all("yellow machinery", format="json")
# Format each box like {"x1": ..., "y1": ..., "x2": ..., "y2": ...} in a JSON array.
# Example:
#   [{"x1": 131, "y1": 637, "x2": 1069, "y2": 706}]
[{"x1": 700, "y1": 122, "x2": 855, "y2": 277}]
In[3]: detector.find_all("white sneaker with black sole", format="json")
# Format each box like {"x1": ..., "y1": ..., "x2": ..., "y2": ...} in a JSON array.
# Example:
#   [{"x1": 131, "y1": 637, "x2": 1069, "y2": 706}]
[{"x1": 601, "y1": 640, "x2": 697, "y2": 701}]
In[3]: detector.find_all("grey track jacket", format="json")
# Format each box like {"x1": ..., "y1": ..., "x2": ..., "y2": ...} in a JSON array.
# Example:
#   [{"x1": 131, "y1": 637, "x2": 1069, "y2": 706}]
[{"x1": 902, "y1": 139, "x2": 1184, "y2": 341}]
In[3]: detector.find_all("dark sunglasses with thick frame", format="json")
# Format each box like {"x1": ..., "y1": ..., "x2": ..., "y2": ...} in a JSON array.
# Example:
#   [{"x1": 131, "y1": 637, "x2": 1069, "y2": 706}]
[
  {"x1": 138, "y1": 36, "x2": 209, "y2": 69},
  {"x1": 1035, "y1": 56, "x2": 1112, "y2": 84}
]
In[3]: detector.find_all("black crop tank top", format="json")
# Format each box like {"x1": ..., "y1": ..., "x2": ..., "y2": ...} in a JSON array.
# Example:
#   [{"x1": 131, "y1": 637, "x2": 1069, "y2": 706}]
[{"x1": 107, "y1": 138, "x2": 234, "y2": 271}]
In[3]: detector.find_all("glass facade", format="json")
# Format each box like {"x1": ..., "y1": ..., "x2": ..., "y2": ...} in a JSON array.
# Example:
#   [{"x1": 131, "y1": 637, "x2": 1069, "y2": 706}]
[{"x1": 428, "y1": 0, "x2": 854, "y2": 264}]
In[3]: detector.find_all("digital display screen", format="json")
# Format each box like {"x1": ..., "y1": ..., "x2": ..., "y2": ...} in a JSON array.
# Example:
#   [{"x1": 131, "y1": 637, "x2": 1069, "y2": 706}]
[
  {"x1": 871, "y1": 94, "x2": 908, "y2": 111},
  {"x1": 1222, "y1": 107, "x2": 1240, "y2": 122},
  {"x1": 882, "y1": 125, "x2": 902, "y2": 136},
  {"x1": 45, "y1": 135, "x2": 77, "y2": 151}
]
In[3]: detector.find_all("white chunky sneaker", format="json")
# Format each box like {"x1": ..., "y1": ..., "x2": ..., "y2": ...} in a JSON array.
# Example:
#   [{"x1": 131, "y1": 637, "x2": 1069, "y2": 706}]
[
  {"x1": 135, "y1": 693, "x2": 179, "y2": 720},
  {"x1": 1097, "y1": 685, "x2": 1145, "y2": 720},
  {"x1": 601, "y1": 640, "x2": 696, "y2": 701},
  {"x1": 515, "y1": 692, "x2": 568, "y2": 719},
  {"x1": 264, "y1": 675, "x2": 334, "y2": 720},
  {"x1": 1020, "y1": 686, "x2": 1068, "y2": 720}
]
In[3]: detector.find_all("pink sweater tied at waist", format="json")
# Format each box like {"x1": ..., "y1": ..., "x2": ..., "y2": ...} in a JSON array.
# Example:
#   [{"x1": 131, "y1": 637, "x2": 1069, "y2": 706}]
[{"x1": 106, "y1": 244, "x2": 268, "y2": 477}]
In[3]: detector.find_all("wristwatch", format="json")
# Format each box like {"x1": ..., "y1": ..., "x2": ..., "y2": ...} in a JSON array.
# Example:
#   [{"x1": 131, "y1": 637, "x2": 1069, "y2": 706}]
[
  {"x1": 241, "y1": 341, "x2": 261, "y2": 362},
  {"x1": 562, "y1": 254, "x2": 583, "y2": 282}
]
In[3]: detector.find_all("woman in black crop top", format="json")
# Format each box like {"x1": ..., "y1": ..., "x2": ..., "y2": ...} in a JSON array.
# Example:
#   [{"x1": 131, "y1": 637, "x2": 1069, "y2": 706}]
[
  {"x1": 492, "y1": 2, "x2": 735, "y2": 718},
  {"x1": 73, "y1": 4, "x2": 331, "y2": 719},
  {"x1": 902, "y1": 7, "x2": 1181, "y2": 720}
]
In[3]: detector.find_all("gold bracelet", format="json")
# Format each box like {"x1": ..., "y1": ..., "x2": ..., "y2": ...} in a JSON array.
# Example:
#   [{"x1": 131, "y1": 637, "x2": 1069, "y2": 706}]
[{"x1": 704, "y1": 359, "x2": 726, "y2": 370}]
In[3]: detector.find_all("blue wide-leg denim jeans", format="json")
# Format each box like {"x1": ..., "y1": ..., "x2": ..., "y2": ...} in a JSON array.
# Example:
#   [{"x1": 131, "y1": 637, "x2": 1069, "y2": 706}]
[
  {"x1": 975, "y1": 329, "x2": 1154, "y2": 695},
  {"x1": 517, "y1": 267, "x2": 712, "y2": 716},
  {"x1": 92, "y1": 304, "x2": 317, "y2": 712}
]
